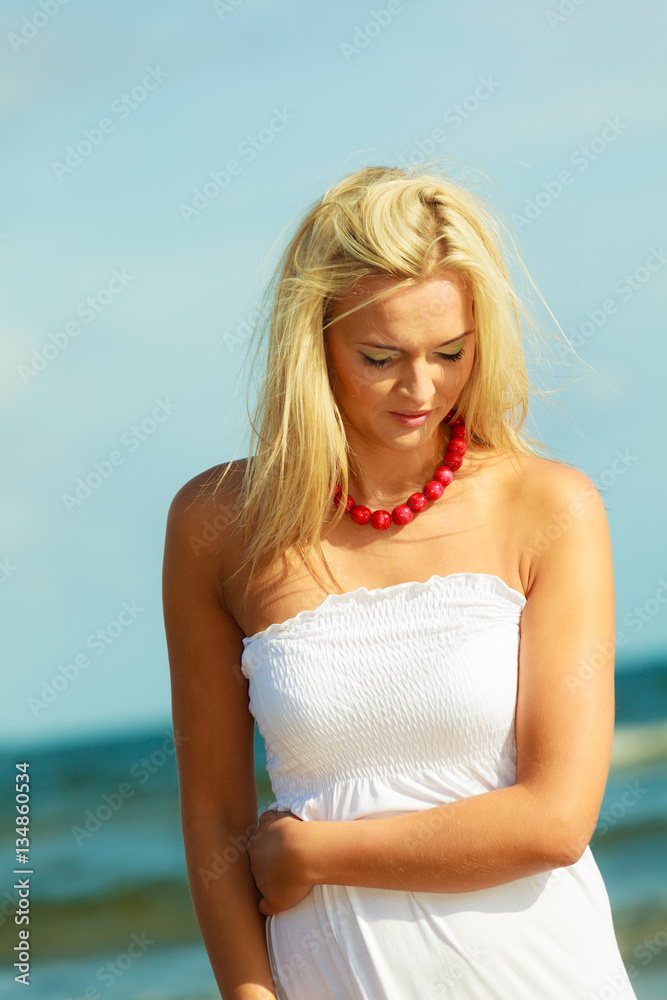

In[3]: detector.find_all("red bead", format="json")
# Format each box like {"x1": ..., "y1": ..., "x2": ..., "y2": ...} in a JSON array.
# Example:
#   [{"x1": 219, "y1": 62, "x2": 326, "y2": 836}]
[
  {"x1": 442, "y1": 453, "x2": 463, "y2": 471},
  {"x1": 370, "y1": 510, "x2": 391, "y2": 529},
  {"x1": 423, "y1": 480, "x2": 444, "y2": 501},
  {"x1": 337, "y1": 416, "x2": 466, "y2": 526},
  {"x1": 335, "y1": 492, "x2": 356, "y2": 511},
  {"x1": 433, "y1": 465, "x2": 454, "y2": 486},
  {"x1": 392, "y1": 504, "x2": 414, "y2": 525},
  {"x1": 444, "y1": 408, "x2": 455, "y2": 422},
  {"x1": 350, "y1": 504, "x2": 371, "y2": 524},
  {"x1": 408, "y1": 492, "x2": 429, "y2": 512},
  {"x1": 447, "y1": 438, "x2": 467, "y2": 455}
]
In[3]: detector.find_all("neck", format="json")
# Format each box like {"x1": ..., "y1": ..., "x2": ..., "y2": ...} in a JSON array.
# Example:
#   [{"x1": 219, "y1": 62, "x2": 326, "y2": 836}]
[{"x1": 344, "y1": 421, "x2": 452, "y2": 509}]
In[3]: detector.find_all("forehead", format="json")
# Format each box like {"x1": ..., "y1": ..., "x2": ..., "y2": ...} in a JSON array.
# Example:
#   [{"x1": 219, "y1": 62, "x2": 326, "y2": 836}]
[{"x1": 331, "y1": 272, "x2": 471, "y2": 325}]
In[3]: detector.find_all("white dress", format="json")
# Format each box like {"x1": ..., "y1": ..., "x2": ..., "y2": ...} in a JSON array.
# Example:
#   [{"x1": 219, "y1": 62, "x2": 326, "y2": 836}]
[{"x1": 240, "y1": 572, "x2": 636, "y2": 1000}]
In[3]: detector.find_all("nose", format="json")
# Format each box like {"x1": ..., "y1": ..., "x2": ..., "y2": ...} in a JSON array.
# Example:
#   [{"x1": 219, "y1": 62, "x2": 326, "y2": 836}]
[{"x1": 396, "y1": 358, "x2": 437, "y2": 403}]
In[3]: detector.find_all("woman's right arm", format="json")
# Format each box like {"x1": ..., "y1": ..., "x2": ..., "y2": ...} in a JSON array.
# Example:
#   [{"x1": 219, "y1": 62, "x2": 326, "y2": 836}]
[{"x1": 162, "y1": 470, "x2": 278, "y2": 1000}]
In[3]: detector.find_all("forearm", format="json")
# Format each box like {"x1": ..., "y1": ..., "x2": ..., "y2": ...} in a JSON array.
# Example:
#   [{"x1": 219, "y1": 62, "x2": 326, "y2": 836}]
[
  {"x1": 183, "y1": 818, "x2": 278, "y2": 999},
  {"x1": 302, "y1": 783, "x2": 581, "y2": 894}
]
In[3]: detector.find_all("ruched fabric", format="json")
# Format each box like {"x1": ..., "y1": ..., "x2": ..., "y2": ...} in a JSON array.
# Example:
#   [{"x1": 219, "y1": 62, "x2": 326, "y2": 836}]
[{"x1": 241, "y1": 572, "x2": 636, "y2": 999}]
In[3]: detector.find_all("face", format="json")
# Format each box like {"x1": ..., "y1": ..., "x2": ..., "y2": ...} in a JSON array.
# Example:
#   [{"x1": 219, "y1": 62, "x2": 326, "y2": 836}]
[{"x1": 324, "y1": 271, "x2": 476, "y2": 448}]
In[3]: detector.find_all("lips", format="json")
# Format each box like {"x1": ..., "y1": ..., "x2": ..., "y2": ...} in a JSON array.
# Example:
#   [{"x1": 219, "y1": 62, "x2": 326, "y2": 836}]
[
  {"x1": 390, "y1": 410, "x2": 431, "y2": 416},
  {"x1": 388, "y1": 409, "x2": 432, "y2": 426}
]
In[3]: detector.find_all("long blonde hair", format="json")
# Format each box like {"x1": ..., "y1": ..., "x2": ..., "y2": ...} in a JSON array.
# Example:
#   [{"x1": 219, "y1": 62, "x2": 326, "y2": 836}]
[{"x1": 199, "y1": 163, "x2": 576, "y2": 603}]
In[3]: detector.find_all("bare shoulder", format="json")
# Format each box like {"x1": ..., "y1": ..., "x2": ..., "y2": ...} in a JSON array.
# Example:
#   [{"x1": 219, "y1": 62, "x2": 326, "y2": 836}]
[
  {"x1": 165, "y1": 459, "x2": 248, "y2": 602},
  {"x1": 506, "y1": 453, "x2": 609, "y2": 593},
  {"x1": 167, "y1": 459, "x2": 247, "y2": 538},
  {"x1": 502, "y1": 452, "x2": 601, "y2": 503},
  {"x1": 475, "y1": 445, "x2": 604, "y2": 513},
  {"x1": 169, "y1": 459, "x2": 247, "y2": 517},
  {"x1": 512, "y1": 453, "x2": 603, "y2": 514},
  {"x1": 507, "y1": 455, "x2": 611, "y2": 585}
]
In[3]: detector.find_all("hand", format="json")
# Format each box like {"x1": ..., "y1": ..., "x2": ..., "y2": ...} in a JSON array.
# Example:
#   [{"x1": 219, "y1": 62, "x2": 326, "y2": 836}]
[{"x1": 247, "y1": 808, "x2": 314, "y2": 916}]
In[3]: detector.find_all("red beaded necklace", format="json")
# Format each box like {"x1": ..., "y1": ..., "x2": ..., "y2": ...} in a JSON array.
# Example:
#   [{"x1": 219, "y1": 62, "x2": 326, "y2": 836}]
[{"x1": 332, "y1": 409, "x2": 467, "y2": 530}]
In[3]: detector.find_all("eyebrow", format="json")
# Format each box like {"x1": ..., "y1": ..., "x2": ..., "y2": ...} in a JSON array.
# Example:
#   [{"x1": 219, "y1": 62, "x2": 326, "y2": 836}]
[{"x1": 357, "y1": 330, "x2": 474, "y2": 350}]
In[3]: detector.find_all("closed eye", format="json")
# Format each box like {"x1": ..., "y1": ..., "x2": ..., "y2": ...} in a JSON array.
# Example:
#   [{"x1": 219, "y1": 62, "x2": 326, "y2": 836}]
[{"x1": 360, "y1": 347, "x2": 466, "y2": 368}]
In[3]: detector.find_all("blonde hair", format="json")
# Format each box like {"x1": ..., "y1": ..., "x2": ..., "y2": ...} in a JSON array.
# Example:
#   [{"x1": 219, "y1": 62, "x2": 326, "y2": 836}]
[{"x1": 199, "y1": 162, "x2": 576, "y2": 603}]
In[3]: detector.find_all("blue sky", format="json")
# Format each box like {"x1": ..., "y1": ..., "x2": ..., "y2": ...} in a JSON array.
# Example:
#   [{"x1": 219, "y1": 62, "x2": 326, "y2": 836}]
[{"x1": 1, "y1": 0, "x2": 666, "y2": 749}]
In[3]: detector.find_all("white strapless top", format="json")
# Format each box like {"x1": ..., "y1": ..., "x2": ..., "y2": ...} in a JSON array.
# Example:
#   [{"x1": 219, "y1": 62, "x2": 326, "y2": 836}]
[{"x1": 241, "y1": 573, "x2": 636, "y2": 1000}]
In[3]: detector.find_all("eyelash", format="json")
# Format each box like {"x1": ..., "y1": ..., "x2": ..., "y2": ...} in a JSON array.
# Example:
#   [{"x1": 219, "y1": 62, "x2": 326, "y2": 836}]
[{"x1": 361, "y1": 347, "x2": 466, "y2": 369}]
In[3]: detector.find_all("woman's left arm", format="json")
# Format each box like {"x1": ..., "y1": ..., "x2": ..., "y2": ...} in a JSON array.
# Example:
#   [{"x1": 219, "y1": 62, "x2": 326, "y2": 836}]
[{"x1": 253, "y1": 466, "x2": 616, "y2": 912}]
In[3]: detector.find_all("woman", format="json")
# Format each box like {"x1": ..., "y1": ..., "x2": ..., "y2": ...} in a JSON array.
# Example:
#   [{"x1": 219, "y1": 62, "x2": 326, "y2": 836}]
[{"x1": 162, "y1": 166, "x2": 637, "y2": 999}]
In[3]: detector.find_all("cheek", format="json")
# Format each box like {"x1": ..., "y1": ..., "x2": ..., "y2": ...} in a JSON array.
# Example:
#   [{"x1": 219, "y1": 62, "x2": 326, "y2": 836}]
[
  {"x1": 351, "y1": 370, "x2": 395, "y2": 402},
  {"x1": 333, "y1": 359, "x2": 387, "y2": 402}
]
